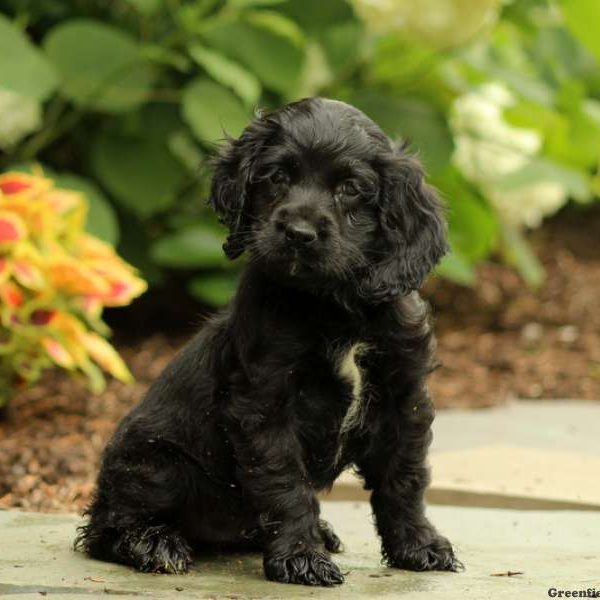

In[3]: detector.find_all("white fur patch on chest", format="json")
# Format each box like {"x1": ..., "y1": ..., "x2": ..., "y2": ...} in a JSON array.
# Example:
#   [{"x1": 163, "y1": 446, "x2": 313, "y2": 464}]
[{"x1": 334, "y1": 342, "x2": 370, "y2": 437}]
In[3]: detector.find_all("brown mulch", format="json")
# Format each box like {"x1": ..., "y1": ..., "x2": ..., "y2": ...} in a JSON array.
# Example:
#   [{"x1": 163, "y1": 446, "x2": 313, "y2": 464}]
[
  {"x1": 427, "y1": 208, "x2": 600, "y2": 407},
  {"x1": 0, "y1": 208, "x2": 599, "y2": 513}
]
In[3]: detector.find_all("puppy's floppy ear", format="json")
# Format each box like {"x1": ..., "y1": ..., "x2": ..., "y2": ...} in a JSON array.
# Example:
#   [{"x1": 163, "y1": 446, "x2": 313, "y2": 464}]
[
  {"x1": 364, "y1": 144, "x2": 448, "y2": 301},
  {"x1": 210, "y1": 116, "x2": 274, "y2": 259}
]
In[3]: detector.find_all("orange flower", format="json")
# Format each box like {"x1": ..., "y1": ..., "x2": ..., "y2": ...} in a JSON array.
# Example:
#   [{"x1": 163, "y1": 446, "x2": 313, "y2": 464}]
[
  {"x1": 97, "y1": 277, "x2": 148, "y2": 307},
  {"x1": 0, "y1": 257, "x2": 10, "y2": 284},
  {"x1": 1, "y1": 170, "x2": 147, "y2": 398},
  {"x1": 12, "y1": 258, "x2": 45, "y2": 290},
  {"x1": 0, "y1": 174, "x2": 33, "y2": 195},
  {"x1": 0, "y1": 172, "x2": 52, "y2": 198},
  {"x1": 0, "y1": 211, "x2": 26, "y2": 247},
  {"x1": 47, "y1": 256, "x2": 110, "y2": 296},
  {"x1": 81, "y1": 332, "x2": 133, "y2": 383},
  {"x1": 41, "y1": 337, "x2": 75, "y2": 369},
  {"x1": 0, "y1": 281, "x2": 24, "y2": 308}
]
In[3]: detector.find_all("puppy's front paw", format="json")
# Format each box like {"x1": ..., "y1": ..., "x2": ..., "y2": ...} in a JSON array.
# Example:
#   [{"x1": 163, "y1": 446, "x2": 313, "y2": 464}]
[
  {"x1": 384, "y1": 528, "x2": 463, "y2": 572},
  {"x1": 264, "y1": 549, "x2": 344, "y2": 586}
]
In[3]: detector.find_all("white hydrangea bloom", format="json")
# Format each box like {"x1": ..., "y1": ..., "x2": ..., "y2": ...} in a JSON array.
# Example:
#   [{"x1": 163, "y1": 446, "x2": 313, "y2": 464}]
[
  {"x1": 487, "y1": 182, "x2": 568, "y2": 228},
  {"x1": 451, "y1": 83, "x2": 568, "y2": 228},
  {"x1": 351, "y1": 0, "x2": 506, "y2": 48},
  {"x1": 0, "y1": 88, "x2": 42, "y2": 150}
]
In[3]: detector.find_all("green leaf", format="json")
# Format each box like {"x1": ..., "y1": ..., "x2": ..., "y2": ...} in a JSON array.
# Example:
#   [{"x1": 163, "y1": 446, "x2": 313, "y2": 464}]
[
  {"x1": 435, "y1": 251, "x2": 476, "y2": 286},
  {"x1": 560, "y1": 0, "x2": 600, "y2": 65},
  {"x1": 493, "y1": 158, "x2": 592, "y2": 202},
  {"x1": 142, "y1": 44, "x2": 192, "y2": 72},
  {"x1": 506, "y1": 99, "x2": 600, "y2": 171},
  {"x1": 244, "y1": 10, "x2": 306, "y2": 47},
  {"x1": 125, "y1": 0, "x2": 162, "y2": 15},
  {"x1": 372, "y1": 35, "x2": 438, "y2": 89},
  {"x1": 0, "y1": 89, "x2": 42, "y2": 150},
  {"x1": 228, "y1": 0, "x2": 286, "y2": 7},
  {"x1": 319, "y1": 21, "x2": 363, "y2": 76},
  {"x1": 0, "y1": 15, "x2": 57, "y2": 100},
  {"x1": 202, "y1": 20, "x2": 304, "y2": 95},
  {"x1": 117, "y1": 214, "x2": 164, "y2": 284},
  {"x1": 151, "y1": 223, "x2": 227, "y2": 268},
  {"x1": 188, "y1": 272, "x2": 239, "y2": 306},
  {"x1": 279, "y1": 0, "x2": 354, "y2": 34},
  {"x1": 188, "y1": 44, "x2": 261, "y2": 107},
  {"x1": 500, "y1": 222, "x2": 544, "y2": 288},
  {"x1": 91, "y1": 109, "x2": 185, "y2": 217},
  {"x1": 53, "y1": 173, "x2": 120, "y2": 245},
  {"x1": 433, "y1": 169, "x2": 499, "y2": 262},
  {"x1": 44, "y1": 19, "x2": 154, "y2": 113},
  {"x1": 168, "y1": 130, "x2": 204, "y2": 172},
  {"x1": 182, "y1": 78, "x2": 249, "y2": 144}
]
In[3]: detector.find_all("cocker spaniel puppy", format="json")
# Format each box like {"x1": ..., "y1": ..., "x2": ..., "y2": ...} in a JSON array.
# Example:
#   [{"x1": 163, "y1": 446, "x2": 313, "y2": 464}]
[{"x1": 76, "y1": 97, "x2": 462, "y2": 586}]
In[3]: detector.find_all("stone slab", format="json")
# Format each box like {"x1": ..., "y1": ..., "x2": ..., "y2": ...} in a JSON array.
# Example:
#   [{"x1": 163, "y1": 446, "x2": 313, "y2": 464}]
[
  {"x1": 328, "y1": 400, "x2": 600, "y2": 510},
  {"x1": 429, "y1": 400, "x2": 600, "y2": 456},
  {"x1": 1, "y1": 503, "x2": 599, "y2": 599}
]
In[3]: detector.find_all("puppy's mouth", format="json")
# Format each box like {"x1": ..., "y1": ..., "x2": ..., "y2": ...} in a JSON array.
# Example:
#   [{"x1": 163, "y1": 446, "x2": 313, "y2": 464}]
[
  {"x1": 275, "y1": 246, "x2": 308, "y2": 276},
  {"x1": 288, "y1": 250, "x2": 308, "y2": 276}
]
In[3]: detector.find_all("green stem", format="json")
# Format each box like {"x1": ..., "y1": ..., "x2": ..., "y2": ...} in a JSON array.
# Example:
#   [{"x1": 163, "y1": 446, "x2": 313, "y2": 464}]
[{"x1": 0, "y1": 370, "x2": 16, "y2": 410}]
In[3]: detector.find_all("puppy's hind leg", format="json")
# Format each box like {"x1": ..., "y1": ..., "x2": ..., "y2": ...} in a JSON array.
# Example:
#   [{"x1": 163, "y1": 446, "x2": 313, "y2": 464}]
[
  {"x1": 76, "y1": 444, "x2": 194, "y2": 574},
  {"x1": 76, "y1": 519, "x2": 192, "y2": 574}
]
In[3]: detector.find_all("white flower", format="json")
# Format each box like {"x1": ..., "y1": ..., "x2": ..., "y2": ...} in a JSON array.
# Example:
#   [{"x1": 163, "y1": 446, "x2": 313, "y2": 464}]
[
  {"x1": 487, "y1": 182, "x2": 568, "y2": 228},
  {"x1": 0, "y1": 88, "x2": 42, "y2": 150},
  {"x1": 450, "y1": 83, "x2": 569, "y2": 228},
  {"x1": 351, "y1": 0, "x2": 506, "y2": 48}
]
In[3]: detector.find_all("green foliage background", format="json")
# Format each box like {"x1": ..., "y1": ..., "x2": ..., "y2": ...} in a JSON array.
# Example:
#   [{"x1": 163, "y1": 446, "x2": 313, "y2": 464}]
[{"x1": 0, "y1": 0, "x2": 599, "y2": 306}]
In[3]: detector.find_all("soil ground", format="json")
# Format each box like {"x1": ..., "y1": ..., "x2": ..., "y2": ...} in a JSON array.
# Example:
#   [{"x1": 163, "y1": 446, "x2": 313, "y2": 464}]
[{"x1": 0, "y1": 207, "x2": 598, "y2": 513}]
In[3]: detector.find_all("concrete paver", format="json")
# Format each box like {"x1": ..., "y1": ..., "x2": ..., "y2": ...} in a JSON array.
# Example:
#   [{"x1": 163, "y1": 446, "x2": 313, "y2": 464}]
[
  {"x1": 0, "y1": 502, "x2": 598, "y2": 599},
  {"x1": 330, "y1": 400, "x2": 600, "y2": 509}
]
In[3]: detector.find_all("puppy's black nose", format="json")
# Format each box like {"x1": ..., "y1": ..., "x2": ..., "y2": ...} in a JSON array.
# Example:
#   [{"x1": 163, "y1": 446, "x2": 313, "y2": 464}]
[{"x1": 284, "y1": 220, "x2": 317, "y2": 244}]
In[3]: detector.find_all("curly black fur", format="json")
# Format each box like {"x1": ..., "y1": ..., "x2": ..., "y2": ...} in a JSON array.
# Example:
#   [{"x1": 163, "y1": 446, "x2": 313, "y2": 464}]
[{"x1": 75, "y1": 97, "x2": 462, "y2": 586}]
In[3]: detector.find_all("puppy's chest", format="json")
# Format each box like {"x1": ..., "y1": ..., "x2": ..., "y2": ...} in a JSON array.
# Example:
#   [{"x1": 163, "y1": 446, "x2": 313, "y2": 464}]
[
  {"x1": 294, "y1": 341, "x2": 372, "y2": 442},
  {"x1": 331, "y1": 342, "x2": 371, "y2": 433}
]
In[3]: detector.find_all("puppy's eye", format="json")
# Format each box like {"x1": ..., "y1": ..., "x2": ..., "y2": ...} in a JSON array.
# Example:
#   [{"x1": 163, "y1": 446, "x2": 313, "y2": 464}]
[
  {"x1": 336, "y1": 180, "x2": 360, "y2": 197},
  {"x1": 270, "y1": 168, "x2": 289, "y2": 185}
]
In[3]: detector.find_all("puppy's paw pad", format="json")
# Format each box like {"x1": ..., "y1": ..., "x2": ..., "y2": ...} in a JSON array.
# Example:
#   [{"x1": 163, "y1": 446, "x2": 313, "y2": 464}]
[
  {"x1": 265, "y1": 550, "x2": 344, "y2": 586},
  {"x1": 387, "y1": 535, "x2": 462, "y2": 572}
]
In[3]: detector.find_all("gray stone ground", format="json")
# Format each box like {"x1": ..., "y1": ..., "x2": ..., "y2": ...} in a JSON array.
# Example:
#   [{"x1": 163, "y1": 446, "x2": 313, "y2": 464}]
[
  {"x1": 333, "y1": 400, "x2": 600, "y2": 509},
  {"x1": 2, "y1": 401, "x2": 599, "y2": 598},
  {"x1": 1, "y1": 502, "x2": 599, "y2": 599},
  {"x1": 430, "y1": 400, "x2": 600, "y2": 455}
]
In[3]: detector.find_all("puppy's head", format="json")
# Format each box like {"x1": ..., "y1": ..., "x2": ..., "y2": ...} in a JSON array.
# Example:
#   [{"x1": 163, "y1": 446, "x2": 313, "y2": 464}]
[{"x1": 210, "y1": 97, "x2": 448, "y2": 302}]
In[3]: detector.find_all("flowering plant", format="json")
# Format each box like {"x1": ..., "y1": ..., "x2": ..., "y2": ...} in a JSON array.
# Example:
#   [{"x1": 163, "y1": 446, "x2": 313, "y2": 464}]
[
  {"x1": 0, "y1": 170, "x2": 147, "y2": 406},
  {"x1": 451, "y1": 83, "x2": 569, "y2": 228}
]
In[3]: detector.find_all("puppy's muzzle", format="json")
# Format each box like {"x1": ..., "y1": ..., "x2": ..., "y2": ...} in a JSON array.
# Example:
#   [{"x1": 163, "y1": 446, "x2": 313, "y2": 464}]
[
  {"x1": 273, "y1": 205, "x2": 331, "y2": 249},
  {"x1": 283, "y1": 219, "x2": 317, "y2": 245}
]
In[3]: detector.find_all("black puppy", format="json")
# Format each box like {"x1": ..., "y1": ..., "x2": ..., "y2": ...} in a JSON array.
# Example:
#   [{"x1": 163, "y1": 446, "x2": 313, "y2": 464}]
[{"x1": 76, "y1": 97, "x2": 462, "y2": 586}]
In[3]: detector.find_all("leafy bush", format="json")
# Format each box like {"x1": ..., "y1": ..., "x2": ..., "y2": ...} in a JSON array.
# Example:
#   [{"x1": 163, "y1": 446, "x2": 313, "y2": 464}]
[
  {"x1": 0, "y1": 171, "x2": 146, "y2": 406},
  {"x1": 0, "y1": 0, "x2": 598, "y2": 304}
]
